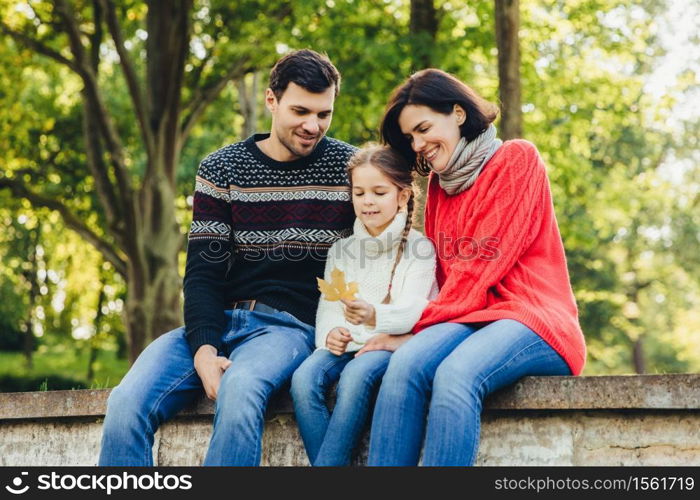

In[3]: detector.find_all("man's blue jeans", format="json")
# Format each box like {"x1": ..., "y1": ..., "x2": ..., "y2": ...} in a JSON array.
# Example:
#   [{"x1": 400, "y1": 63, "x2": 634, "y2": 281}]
[
  {"x1": 98, "y1": 309, "x2": 315, "y2": 466},
  {"x1": 291, "y1": 348, "x2": 391, "y2": 465},
  {"x1": 367, "y1": 320, "x2": 571, "y2": 466}
]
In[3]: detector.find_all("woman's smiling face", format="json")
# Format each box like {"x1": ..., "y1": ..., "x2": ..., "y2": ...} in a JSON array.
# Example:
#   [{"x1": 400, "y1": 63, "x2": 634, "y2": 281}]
[{"x1": 398, "y1": 104, "x2": 465, "y2": 172}]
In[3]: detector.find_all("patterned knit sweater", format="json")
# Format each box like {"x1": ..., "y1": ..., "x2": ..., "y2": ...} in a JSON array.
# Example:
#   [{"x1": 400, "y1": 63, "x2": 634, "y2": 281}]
[
  {"x1": 415, "y1": 139, "x2": 587, "y2": 375},
  {"x1": 184, "y1": 134, "x2": 357, "y2": 355}
]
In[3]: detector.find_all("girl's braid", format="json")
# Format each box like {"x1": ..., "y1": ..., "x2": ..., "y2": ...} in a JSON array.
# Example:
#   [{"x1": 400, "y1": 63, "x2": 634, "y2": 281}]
[{"x1": 381, "y1": 191, "x2": 415, "y2": 304}]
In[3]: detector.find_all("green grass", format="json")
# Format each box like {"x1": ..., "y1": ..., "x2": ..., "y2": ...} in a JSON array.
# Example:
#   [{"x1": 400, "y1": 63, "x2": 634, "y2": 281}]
[{"x1": 0, "y1": 344, "x2": 129, "y2": 392}]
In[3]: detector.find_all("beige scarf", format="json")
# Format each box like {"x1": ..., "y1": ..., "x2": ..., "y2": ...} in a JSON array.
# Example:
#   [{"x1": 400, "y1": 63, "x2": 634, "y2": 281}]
[{"x1": 436, "y1": 124, "x2": 502, "y2": 195}]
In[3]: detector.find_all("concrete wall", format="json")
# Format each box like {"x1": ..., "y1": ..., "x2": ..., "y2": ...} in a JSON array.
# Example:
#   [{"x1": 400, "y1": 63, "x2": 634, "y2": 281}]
[{"x1": 1, "y1": 375, "x2": 698, "y2": 466}]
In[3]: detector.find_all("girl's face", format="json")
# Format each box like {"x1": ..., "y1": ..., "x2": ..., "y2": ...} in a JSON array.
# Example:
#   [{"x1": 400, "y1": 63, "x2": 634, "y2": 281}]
[
  {"x1": 351, "y1": 164, "x2": 410, "y2": 237},
  {"x1": 398, "y1": 104, "x2": 465, "y2": 172}
]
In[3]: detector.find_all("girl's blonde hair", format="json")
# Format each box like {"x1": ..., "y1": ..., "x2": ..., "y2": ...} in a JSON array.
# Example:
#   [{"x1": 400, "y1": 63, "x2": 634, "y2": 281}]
[{"x1": 347, "y1": 145, "x2": 416, "y2": 304}]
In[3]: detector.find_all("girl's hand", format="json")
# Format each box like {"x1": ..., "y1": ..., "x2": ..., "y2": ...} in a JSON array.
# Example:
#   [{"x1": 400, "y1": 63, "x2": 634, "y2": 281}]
[
  {"x1": 341, "y1": 298, "x2": 376, "y2": 327},
  {"x1": 326, "y1": 327, "x2": 352, "y2": 355},
  {"x1": 355, "y1": 333, "x2": 412, "y2": 357}
]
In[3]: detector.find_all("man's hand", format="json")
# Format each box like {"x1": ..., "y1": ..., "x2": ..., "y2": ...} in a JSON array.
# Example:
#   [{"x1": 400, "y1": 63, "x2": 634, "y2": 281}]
[
  {"x1": 355, "y1": 333, "x2": 412, "y2": 357},
  {"x1": 193, "y1": 344, "x2": 232, "y2": 400},
  {"x1": 341, "y1": 298, "x2": 376, "y2": 327},
  {"x1": 326, "y1": 327, "x2": 352, "y2": 356}
]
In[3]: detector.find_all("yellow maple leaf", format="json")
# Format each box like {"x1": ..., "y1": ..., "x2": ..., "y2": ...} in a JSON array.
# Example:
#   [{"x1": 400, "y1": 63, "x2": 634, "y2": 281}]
[{"x1": 317, "y1": 267, "x2": 358, "y2": 301}]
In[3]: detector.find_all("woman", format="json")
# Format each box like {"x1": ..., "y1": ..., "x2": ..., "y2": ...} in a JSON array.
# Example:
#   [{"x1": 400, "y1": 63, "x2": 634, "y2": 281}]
[{"x1": 358, "y1": 69, "x2": 586, "y2": 466}]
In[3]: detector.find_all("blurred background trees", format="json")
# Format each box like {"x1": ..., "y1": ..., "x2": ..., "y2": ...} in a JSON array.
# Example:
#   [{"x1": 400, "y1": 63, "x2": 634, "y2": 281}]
[{"x1": 0, "y1": 0, "x2": 698, "y2": 390}]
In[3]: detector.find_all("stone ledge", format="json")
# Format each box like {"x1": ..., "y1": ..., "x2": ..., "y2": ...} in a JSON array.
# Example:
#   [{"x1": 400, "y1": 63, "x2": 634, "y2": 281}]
[
  {"x1": 1, "y1": 374, "x2": 698, "y2": 421},
  {"x1": 2, "y1": 375, "x2": 699, "y2": 466}
]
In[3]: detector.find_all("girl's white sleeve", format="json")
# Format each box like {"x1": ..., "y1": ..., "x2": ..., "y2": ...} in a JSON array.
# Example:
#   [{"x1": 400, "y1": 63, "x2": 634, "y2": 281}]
[
  {"x1": 314, "y1": 242, "x2": 348, "y2": 349},
  {"x1": 371, "y1": 236, "x2": 438, "y2": 334}
]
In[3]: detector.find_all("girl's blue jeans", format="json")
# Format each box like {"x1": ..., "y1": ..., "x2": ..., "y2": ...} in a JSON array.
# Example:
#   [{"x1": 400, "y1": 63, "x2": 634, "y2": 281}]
[
  {"x1": 367, "y1": 319, "x2": 571, "y2": 466},
  {"x1": 291, "y1": 348, "x2": 391, "y2": 465},
  {"x1": 98, "y1": 308, "x2": 315, "y2": 466}
]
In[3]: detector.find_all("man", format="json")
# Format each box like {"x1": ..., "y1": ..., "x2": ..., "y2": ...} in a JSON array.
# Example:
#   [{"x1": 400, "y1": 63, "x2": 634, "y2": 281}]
[{"x1": 99, "y1": 49, "x2": 356, "y2": 466}]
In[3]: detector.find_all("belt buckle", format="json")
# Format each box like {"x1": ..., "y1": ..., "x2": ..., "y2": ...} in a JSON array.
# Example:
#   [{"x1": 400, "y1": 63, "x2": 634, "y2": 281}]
[{"x1": 233, "y1": 300, "x2": 256, "y2": 311}]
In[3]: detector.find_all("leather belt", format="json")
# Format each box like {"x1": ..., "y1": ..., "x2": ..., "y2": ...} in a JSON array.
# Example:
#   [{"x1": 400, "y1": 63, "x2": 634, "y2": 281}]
[{"x1": 231, "y1": 300, "x2": 279, "y2": 315}]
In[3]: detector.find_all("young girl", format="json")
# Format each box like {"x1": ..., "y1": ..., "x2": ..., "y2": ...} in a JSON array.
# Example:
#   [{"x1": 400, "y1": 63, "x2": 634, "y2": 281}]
[{"x1": 290, "y1": 145, "x2": 438, "y2": 466}]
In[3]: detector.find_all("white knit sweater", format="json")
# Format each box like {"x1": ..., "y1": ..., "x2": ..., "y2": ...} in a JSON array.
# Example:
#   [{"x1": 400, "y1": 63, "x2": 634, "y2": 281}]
[{"x1": 315, "y1": 211, "x2": 439, "y2": 351}]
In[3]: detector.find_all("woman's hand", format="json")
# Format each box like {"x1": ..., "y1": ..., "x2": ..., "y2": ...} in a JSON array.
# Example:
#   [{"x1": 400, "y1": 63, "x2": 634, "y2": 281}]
[
  {"x1": 326, "y1": 326, "x2": 352, "y2": 355},
  {"x1": 341, "y1": 298, "x2": 376, "y2": 327},
  {"x1": 355, "y1": 333, "x2": 413, "y2": 357}
]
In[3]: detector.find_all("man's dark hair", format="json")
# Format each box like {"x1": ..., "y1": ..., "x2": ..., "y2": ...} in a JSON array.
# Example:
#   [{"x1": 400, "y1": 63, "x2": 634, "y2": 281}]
[{"x1": 269, "y1": 49, "x2": 341, "y2": 100}]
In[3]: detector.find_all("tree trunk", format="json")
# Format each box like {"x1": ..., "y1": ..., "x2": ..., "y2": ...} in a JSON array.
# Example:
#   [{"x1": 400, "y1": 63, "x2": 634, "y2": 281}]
[
  {"x1": 115, "y1": 0, "x2": 192, "y2": 361},
  {"x1": 122, "y1": 117, "x2": 187, "y2": 361},
  {"x1": 125, "y1": 175, "x2": 183, "y2": 361},
  {"x1": 22, "y1": 225, "x2": 41, "y2": 369},
  {"x1": 627, "y1": 278, "x2": 649, "y2": 375},
  {"x1": 237, "y1": 71, "x2": 260, "y2": 139},
  {"x1": 409, "y1": 0, "x2": 438, "y2": 230},
  {"x1": 87, "y1": 279, "x2": 106, "y2": 381},
  {"x1": 495, "y1": 0, "x2": 522, "y2": 139},
  {"x1": 633, "y1": 336, "x2": 646, "y2": 374},
  {"x1": 410, "y1": 0, "x2": 438, "y2": 69}
]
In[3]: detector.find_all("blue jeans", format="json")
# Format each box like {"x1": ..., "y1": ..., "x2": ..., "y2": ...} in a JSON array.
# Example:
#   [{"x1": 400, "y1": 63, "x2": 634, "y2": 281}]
[
  {"x1": 291, "y1": 348, "x2": 391, "y2": 465},
  {"x1": 98, "y1": 309, "x2": 315, "y2": 466},
  {"x1": 367, "y1": 320, "x2": 571, "y2": 466}
]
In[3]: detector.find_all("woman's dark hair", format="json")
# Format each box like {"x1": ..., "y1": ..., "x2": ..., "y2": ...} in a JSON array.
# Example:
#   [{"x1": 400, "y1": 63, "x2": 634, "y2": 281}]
[
  {"x1": 347, "y1": 145, "x2": 416, "y2": 304},
  {"x1": 380, "y1": 69, "x2": 499, "y2": 176},
  {"x1": 269, "y1": 49, "x2": 341, "y2": 100}
]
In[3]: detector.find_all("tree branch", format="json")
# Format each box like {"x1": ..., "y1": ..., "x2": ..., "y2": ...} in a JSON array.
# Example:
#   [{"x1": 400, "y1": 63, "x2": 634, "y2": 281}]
[
  {"x1": 82, "y1": 93, "x2": 125, "y2": 245},
  {"x1": 101, "y1": 0, "x2": 153, "y2": 158},
  {"x1": 53, "y1": 0, "x2": 135, "y2": 221},
  {"x1": 89, "y1": 0, "x2": 103, "y2": 70},
  {"x1": 186, "y1": 49, "x2": 215, "y2": 97},
  {"x1": 0, "y1": 177, "x2": 127, "y2": 277},
  {"x1": 144, "y1": 0, "x2": 193, "y2": 182},
  {"x1": 78, "y1": 0, "x2": 123, "y2": 243},
  {"x1": 0, "y1": 22, "x2": 80, "y2": 73},
  {"x1": 181, "y1": 57, "x2": 252, "y2": 143}
]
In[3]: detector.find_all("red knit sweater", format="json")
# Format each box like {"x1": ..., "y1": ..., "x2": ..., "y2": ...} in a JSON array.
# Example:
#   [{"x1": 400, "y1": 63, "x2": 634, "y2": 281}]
[{"x1": 414, "y1": 139, "x2": 586, "y2": 375}]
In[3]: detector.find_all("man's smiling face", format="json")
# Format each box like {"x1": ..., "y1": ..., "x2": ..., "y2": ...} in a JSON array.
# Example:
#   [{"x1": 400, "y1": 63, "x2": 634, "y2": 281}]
[{"x1": 266, "y1": 82, "x2": 335, "y2": 161}]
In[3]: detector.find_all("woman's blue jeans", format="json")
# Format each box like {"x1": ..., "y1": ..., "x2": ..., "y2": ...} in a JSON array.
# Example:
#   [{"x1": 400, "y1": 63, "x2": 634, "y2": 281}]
[
  {"x1": 291, "y1": 348, "x2": 391, "y2": 465},
  {"x1": 98, "y1": 309, "x2": 315, "y2": 466},
  {"x1": 367, "y1": 319, "x2": 571, "y2": 466}
]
